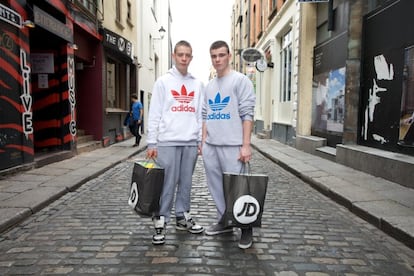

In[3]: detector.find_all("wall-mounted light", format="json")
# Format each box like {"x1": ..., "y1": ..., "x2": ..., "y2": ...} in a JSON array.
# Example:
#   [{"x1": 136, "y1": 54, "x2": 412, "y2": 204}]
[
  {"x1": 153, "y1": 26, "x2": 166, "y2": 41},
  {"x1": 22, "y1": 20, "x2": 35, "y2": 28},
  {"x1": 68, "y1": 43, "x2": 78, "y2": 50},
  {"x1": 158, "y1": 26, "x2": 166, "y2": 39}
]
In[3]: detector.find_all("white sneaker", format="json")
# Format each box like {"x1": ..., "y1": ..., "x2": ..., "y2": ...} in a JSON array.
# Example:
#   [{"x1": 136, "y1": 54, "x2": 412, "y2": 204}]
[
  {"x1": 152, "y1": 216, "x2": 166, "y2": 245},
  {"x1": 175, "y1": 212, "x2": 204, "y2": 234}
]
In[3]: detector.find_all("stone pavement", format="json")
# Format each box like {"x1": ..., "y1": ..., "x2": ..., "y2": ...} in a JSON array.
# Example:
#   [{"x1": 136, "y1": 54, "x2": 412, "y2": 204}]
[{"x1": 0, "y1": 135, "x2": 413, "y2": 251}]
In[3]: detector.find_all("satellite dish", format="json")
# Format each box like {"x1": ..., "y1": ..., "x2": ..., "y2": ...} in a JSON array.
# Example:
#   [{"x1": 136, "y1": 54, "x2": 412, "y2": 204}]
[{"x1": 241, "y1": 48, "x2": 262, "y2": 63}]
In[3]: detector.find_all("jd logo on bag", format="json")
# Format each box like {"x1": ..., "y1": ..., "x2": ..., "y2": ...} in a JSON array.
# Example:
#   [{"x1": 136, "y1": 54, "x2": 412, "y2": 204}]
[
  {"x1": 128, "y1": 182, "x2": 139, "y2": 208},
  {"x1": 128, "y1": 160, "x2": 164, "y2": 217},
  {"x1": 222, "y1": 169, "x2": 268, "y2": 228},
  {"x1": 233, "y1": 195, "x2": 261, "y2": 224}
]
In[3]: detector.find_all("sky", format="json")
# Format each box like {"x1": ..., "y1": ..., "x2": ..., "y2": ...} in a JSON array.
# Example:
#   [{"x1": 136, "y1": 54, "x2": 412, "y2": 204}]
[{"x1": 169, "y1": 0, "x2": 235, "y2": 84}]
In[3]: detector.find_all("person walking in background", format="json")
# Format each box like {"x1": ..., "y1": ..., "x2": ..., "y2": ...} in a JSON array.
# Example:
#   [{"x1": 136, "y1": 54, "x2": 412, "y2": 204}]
[
  {"x1": 146, "y1": 40, "x2": 204, "y2": 245},
  {"x1": 201, "y1": 40, "x2": 256, "y2": 249},
  {"x1": 126, "y1": 94, "x2": 143, "y2": 147}
]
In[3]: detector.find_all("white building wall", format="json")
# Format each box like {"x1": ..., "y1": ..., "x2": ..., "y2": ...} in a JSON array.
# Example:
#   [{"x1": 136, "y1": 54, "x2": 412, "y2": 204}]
[
  {"x1": 255, "y1": 0, "x2": 299, "y2": 133},
  {"x1": 136, "y1": 0, "x2": 170, "y2": 132}
]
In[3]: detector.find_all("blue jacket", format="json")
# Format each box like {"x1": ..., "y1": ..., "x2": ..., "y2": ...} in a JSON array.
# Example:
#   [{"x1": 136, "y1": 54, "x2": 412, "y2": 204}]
[
  {"x1": 124, "y1": 101, "x2": 143, "y2": 126},
  {"x1": 131, "y1": 101, "x2": 143, "y2": 120}
]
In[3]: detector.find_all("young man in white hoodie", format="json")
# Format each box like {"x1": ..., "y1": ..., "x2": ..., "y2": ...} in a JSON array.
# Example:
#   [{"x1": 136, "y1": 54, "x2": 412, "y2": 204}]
[{"x1": 146, "y1": 40, "x2": 204, "y2": 245}]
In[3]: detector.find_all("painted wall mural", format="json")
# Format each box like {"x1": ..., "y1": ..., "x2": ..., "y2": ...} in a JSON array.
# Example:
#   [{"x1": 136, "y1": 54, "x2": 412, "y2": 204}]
[
  {"x1": 361, "y1": 0, "x2": 414, "y2": 154},
  {"x1": 362, "y1": 54, "x2": 394, "y2": 144},
  {"x1": 1, "y1": 1, "x2": 78, "y2": 171},
  {"x1": 0, "y1": 2, "x2": 34, "y2": 170}
]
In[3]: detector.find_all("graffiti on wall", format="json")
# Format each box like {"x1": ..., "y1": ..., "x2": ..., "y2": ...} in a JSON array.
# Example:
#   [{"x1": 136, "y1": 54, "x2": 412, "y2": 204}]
[{"x1": 362, "y1": 54, "x2": 394, "y2": 144}]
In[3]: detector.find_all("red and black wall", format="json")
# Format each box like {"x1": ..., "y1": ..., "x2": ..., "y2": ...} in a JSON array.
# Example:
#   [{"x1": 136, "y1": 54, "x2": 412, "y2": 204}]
[
  {"x1": 0, "y1": 0, "x2": 79, "y2": 171},
  {"x1": 0, "y1": 0, "x2": 33, "y2": 170}
]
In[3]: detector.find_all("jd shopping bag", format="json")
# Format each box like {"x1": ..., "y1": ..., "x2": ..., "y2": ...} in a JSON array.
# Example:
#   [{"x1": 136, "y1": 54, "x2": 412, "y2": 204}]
[
  {"x1": 128, "y1": 160, "x2": 164, "y2": 217},
  {"x1": 222, "y1": 164, "x2": 268, "y2": 228}
]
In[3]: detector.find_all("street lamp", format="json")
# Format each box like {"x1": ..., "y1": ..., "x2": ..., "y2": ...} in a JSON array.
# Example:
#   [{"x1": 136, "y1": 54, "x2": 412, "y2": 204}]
[
  {"x1": 158, "y1": 26, "x2": 166, "y2": 39},
  {"x1": 154, "y1": 26, "x2": 166, "y2": 41}
]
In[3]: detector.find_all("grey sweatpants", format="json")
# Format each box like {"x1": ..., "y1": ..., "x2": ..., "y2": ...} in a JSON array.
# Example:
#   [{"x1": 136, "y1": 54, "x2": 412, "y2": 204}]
[
  {"x1": 156, "y1": 146, "x2": 198, "y2": 223},
  {"x1": 202, "y1": 143, "x2": 242, "y2": 222}
]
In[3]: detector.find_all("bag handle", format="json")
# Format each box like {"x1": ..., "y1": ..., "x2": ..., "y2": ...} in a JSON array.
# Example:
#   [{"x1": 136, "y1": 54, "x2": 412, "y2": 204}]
[
  {"x1": 141, "y1": 158, "x2": 162, "y2": 169},
  {"x1": 239, "y1": 162, "x2": 252, "y2": 193},
  {"x1": 239, "y1": 162, "x2": 251, "y2": 175}
]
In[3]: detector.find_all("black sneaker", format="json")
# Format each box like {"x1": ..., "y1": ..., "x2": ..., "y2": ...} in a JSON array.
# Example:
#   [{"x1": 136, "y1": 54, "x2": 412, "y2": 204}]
[
  {"x1": 205, "y1": 223, "x2": 233, "y2": 236},
  {"x1": 152, "y1": 216, "x2": 166, "y2": 245},
  {"x1": 238, "y1": 227, "x2": 253, "y2": 249},
  {"x1": 176, "y1": 212, "x2": 204, "y2": 234}
]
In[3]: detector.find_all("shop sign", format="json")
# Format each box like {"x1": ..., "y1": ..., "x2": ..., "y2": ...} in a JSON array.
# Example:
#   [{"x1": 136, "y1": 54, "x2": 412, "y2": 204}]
[
  {"x1": 241, "y1": 48, "x2": 262, "y2": 63},
  {"x1": 102, "y1": 28, "x2": 133, "y2": 59},
  {"x1": 31, "y1": 53, "x2": 54, "y2": 74},
  {"x1": 33, "y1": 5, "x2": 73, "y2": 43},
  {"x1": 0, "y1": 3, "x2": 22, "y2": 28},
  {"x1": 299, "y1": 0, "x2": 329, "y2": 2}
]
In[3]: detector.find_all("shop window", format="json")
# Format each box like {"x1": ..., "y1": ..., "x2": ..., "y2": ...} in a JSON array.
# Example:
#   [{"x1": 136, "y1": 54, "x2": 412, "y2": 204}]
[
  {"x1": 106, "y1": 58, "x2": 128, "y2": 110},
  {"x1": 74, "y1": 0, "x2": 98, "y2": 16},
  {"x1": 106, "y1": 60, "x2": 119, "y2": 108},
  {"x1": 399, "y1": 45, "x2": 414, "y2": 146},
  {"x1": 280, "y1": 30, "x2": 292, "y2": 102}
]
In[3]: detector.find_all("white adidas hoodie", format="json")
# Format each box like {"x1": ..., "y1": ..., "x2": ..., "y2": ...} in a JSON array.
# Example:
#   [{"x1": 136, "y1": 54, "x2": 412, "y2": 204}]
[{"x1": 147, "y1": 66, "x2": 204, "y2": 148}]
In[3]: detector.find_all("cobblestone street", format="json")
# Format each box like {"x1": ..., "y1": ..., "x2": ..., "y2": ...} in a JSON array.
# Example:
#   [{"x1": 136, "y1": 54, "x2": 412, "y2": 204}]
[{"x1": 0, "y1": 149, "x2": 413, "y2": 275}]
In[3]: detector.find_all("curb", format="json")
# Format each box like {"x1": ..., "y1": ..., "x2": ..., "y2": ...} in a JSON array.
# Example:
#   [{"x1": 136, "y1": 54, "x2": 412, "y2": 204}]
[
  {"x1": 0, "y1": 145, "x2": 146, "y2": 235},
  {"x1": 253, "y1": 144, "x2": 414, "y2": 250}
]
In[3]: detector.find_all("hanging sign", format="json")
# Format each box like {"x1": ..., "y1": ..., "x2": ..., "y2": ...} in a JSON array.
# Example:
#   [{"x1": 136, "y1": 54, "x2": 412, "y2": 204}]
[
  {"x1": 33, "y1": 5, "x2": 73, "y2": 42},
  {"x1": 256, "y1": 59, "x2": 268, "y2": 72},
  {"x1": 0, "y1": 4, "x2": 22, "y2": 28},
  {"x1": 241, "y1": 48, "x2": 262, "y2": 63},
  {"x1": 101, "y1": 28, "x2": 133, "y2": 60}
]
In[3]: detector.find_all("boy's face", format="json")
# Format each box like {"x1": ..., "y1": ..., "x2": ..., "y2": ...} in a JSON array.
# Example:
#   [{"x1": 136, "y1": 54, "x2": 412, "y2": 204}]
[
  {"x1": 173, "y1": 46, "x2": 193, "y2": 72},
  {"x1": 210, "y1": 47, "x2": 231, "y2": 72}
]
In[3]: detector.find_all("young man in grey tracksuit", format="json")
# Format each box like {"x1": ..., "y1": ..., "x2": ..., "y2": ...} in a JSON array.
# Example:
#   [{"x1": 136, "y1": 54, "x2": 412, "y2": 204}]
[{"x1": 202, "y1": 40, "x2": 256, "y2": 249}]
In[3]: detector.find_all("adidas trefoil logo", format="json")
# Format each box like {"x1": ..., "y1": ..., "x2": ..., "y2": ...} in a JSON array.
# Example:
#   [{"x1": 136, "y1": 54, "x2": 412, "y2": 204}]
[
  {"x1": 207, "y1": 92, "x2": 231, "y2": 120},
  {"x1": 171, "y1": 85, "x2": 194, "y2": 104},
  {"x1": 208, "y1": 92, "x2": 230, "y2": 111},
  {"x1": 171, "y1": 85, "x2": 195, "y2": 112}
]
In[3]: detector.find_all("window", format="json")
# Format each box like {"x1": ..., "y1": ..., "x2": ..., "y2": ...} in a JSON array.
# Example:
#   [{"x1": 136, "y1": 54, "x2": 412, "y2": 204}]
[
  {"x1": 127, "y1": 1, "x2": 132, "y2": 22},
  {"x1": 272, "y1": 0, "x2": 277, "y2": 10},
  {"x1": 116, "y1": 0, "x2": 121, "y2": 22},
  {"x1": 106, "y1": 61, "x2": 117, "y2": 108},
  {"x1": 280, "y1": 30, "x2": 292, "y2": 102},
  {"x1": 399, "y1": 45, "x2": 414, "y2": 145},
  {"x1": 253, "y1": 5, "x2": 257, "y2": 43},
  {"x1": 106, "y1": 58, "x2": 128, "y2": 110},
  {"x1": 74, "y1": 0, "x2": 98, "y2": 17}
]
